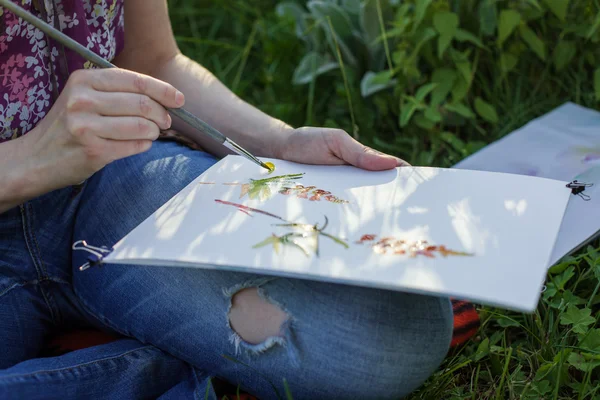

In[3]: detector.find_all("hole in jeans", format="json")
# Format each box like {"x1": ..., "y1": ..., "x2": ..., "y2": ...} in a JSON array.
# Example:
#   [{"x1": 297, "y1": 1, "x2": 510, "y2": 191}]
[{"x1": 228, "y1": 287, "x2": 288, "y2": 345}]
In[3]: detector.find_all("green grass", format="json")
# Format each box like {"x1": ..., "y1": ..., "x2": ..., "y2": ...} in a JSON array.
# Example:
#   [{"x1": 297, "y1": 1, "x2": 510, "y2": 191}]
[{"x1": 168, "y1": 1, "x2": 600, "y2": 398}]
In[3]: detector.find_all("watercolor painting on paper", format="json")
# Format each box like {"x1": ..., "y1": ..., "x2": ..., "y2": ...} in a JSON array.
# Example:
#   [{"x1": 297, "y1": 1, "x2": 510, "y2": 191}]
[{"x1": 101, "y1": 154, "x2": 572, "y2": 312}]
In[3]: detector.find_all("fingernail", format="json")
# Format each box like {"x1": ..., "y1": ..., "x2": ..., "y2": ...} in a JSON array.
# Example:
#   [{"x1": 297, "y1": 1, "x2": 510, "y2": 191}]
[
  {"x1": 396, "y1": 158, "x2": 410, "y2": 167},
  {"x1": 166, "y1": 113, "x2": 172, "y2": 128},
  {"x1": 175, "y1": 90, "x2": 185, "y2": 106}
]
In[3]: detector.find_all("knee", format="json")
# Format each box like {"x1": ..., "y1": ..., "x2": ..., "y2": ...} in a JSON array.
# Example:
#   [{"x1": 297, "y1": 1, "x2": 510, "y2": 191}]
[{"x1": 313, "y1": 294, "x2": 454, "y2": 400}]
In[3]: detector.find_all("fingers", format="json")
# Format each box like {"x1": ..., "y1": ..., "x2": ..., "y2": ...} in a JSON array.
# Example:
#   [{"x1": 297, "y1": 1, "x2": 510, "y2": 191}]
[
  {"x1": 94, "y1": 92, "x2": 172, "y2": 130},
  {"x1": 93, "y1": 117, "x2": 161, "y2": 141},
  {"x1": 326, "y1": 129, "x2": 410, "y2": 171},
  {"x1": 104, "y1": 138, "x2": 153, "y2": 162},
  {"x1": 72, "y1": 68, "x2": 185, "y2": 109}
]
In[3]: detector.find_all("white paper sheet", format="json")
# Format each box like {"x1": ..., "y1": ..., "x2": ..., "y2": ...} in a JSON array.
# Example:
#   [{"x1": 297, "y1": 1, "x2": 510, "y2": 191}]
[
  {"x1": 454, "y1": 102, "x2": 600, "y2": 265},
  {"x1": 103, "y1": 156, "x2": 570, "y2": 312}
]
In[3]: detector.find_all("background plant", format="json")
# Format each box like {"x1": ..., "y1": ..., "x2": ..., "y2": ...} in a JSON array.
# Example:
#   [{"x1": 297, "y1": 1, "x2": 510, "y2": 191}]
[{"x1": 169, "y1": 0, "x2": 600, "y2": 398}]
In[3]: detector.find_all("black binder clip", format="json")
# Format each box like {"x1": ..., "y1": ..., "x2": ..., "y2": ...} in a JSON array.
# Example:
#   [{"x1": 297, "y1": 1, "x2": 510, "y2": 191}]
[
  {"x1": 566, "y1": 180, "x2": 593, "y2": 201},
  {"x1": 72, "y1": 240, "x2": 113, "y2": 271}
]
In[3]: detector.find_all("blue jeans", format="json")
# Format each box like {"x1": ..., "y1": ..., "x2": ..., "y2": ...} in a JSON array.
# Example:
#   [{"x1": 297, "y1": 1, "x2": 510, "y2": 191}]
[{"x1": 0, "y1": 141, "x2": 453, "y2": 399}]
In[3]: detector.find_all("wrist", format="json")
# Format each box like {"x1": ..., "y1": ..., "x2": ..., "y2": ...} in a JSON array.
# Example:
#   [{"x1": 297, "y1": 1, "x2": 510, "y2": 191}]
[
  {"x1": 4, "y1": 132, "x2": 46, "y2": 203},
  {"x1": 268, "y1": 120, "x2": 293, "y2": 160}
]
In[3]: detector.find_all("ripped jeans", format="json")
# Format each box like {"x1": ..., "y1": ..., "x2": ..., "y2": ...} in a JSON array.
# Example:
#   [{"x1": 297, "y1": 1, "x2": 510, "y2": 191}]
[{"x1": 0, "y1": 141, "x2": 453, "y2": 399}]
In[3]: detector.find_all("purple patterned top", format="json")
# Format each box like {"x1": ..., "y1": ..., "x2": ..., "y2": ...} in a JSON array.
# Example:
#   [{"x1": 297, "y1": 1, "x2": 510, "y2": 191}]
[{"x1": 0, "y1": 0, "x2": 125, "y2": 142}]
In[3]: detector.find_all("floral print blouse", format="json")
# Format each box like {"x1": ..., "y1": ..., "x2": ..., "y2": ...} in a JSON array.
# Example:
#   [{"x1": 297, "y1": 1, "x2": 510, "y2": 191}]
[{"x1": 0, "y1": 0, "x2": 125, "y2": 142}]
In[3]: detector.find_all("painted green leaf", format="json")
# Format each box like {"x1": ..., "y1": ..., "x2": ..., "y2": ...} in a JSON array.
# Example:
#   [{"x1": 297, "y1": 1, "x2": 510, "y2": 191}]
[
  {"x1": 292, "y1": 52, "x2": 339, "y2": 85},
  {"x1": 474, "y1": 97, "x2": 499, "y2": 123},
  {"x1": 445, "y1": 102, "x2": 475, "y2": 119},
  {"x1": 433, "y1": 11, "x2": 459, "y2": 58},
  {"x1": 479, "y1": 0, "x2": 498, "y2": 37},
  {"x1": 253, "y1": 235, "x2": 282, "y2": 254},
  {"x1": 595, "y1": 68, "x2": 600, "y2": 101},
  {"x1": 541, "y1": 0, "x2": 570, "y2": 21},
  {"x1": 455, "y1": 29, "x2": 485, "y2": 48},
  {"x1": 430, "y1": 68, "x2": 457, "y2": 106},
  {"x1": 560, "y1": 305, "x2": 595, "y2": 334},
  {"x1": 497, "y1": 10, "x2": 521, "y2": 47},
  {"x1": 360, "y1": 70, "x2": 396, "y2": 97},
  {"x1": 415, "y1": 82, "x2": 438, "y2": 102},
  {"x1": 552, "y1": 40, "x2": 576, "y2": 71},
  {"x1": 520, "y1": 25, "x2": 546, "y2": 60}
]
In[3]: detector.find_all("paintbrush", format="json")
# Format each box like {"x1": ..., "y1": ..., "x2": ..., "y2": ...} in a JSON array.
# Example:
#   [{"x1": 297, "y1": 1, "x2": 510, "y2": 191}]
[{"x1": 0, "y1": 0, "x2": 273, "y2": 172}]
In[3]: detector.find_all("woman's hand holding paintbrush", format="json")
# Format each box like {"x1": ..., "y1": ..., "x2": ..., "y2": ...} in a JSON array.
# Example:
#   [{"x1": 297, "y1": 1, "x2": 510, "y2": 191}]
[{"x1": 0, "y1": 0, "x2": 273, "y2": 172}]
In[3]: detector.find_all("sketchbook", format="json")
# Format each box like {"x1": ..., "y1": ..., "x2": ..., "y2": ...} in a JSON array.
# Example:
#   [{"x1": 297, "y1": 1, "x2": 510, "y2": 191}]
[
  {"x1": 454, "y1": 102, "x2": 600, "y2": 266},
  {"x1": 74, "y1": 148, "x2": 595, "y2": 313}
]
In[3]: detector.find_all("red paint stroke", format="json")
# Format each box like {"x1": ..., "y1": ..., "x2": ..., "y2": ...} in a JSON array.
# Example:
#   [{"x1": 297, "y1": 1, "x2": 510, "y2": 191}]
[
  {"x1": 214, "y1": 200, "x2": 285, "y2": 221},
  {"x1": 356, "y1": 234, "x2": 473, "y2": 258}
]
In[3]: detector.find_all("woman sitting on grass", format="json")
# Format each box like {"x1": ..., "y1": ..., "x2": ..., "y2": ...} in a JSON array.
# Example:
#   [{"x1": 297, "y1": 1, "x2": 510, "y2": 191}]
[{"x1": 0, "y1": 1, "x2": 453, "y2": 398}]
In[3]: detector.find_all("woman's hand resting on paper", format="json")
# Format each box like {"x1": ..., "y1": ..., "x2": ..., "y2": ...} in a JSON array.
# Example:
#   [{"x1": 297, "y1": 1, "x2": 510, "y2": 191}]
[{"x1": 272, "y1": 126, "x2": 409, "y2": 171}]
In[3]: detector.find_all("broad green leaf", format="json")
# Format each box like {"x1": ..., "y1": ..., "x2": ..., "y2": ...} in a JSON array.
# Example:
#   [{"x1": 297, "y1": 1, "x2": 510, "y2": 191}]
[
  {"x1": 451, "y1": 77, "x2": 470, "y2": 103},
  {"x1": 445, "y1": 102, "x2": 475, "y2": 119},
  {"x1": 424, "y1": 106, "x2": 442, "y2": 123},
  {"x1": 276, "y1": 2, "x2": 308, "y2": 39},
  {"x1": 479, "y1": 0, "x2": 498, "y2": 37},
  {"x1": 400, "y1": 99, "x2": 420, "y2": 127},
  {"x1": 554, "y1": 265, "x2": 575, "y2": 290},
  {"x1": 430, "y1": 68, "x2": 457, "y2": 106},
  {"x1": 308, "y1": 1, "x2": 354, "y2": 38},
  {"x1": 496, "y1": 316, "x2": 520, "y2": 328},
  {"x1": 541, "y1": 0, "x2": 570, "y2": 21},
  {"x1": 341, "y1": 0, "x2": 361, "y2": 14},
  {"x1": 433, "y1": 11, "x2": 459, "y2": 58},
  {"x1": 292, "y1": 52, "x2": 339, "y2": 85},
  {"x1": 567, "y1": 352, "x2": 600, "y2": 372},
  {"x1": 560, "y1": 305, "x2": 595, "y2": 334},
  {"x1": 474, "y1": 338, "x2": 490, "y2": 361},
  {"x1": 587, "y1": 12, "x2": 600, "y2": 39},
  {"x1": 474, "y1": 97, "x2": 499, "y2": 123},
  {"x1": 455, "y1": 60, "x2": 472, "y2": 85},
  {"x1": 497, "y1": 10, "x2": 521, "y2": 47},
  {"x1": 360, "y1": 70, "x2": 396, "y2": 97},
  {"x1": 580, "y1": 329, "x2": 600, "y2": 353},
  {"x1": 414, "y1": 113, "x2": 436, "y2": 130},
  {"x1": 587, "y1": 245, "x2": 600, "y2": 262},
  {"x1": 500, "y1": 52, "x2": 519, "y2": 75},
  {"x1": 455, "y1": 29, "x2": 485, "y2": 48},
  {"x1": 526, "y1": 0, "x2": 544, "y2": 10},
  {"x1": 415, "y1": 82, "x2": 438, "y2": 102},
  {"x1": 415, "y1": 0, "x2": 433, "y2": 29},
  {"x1": 440, "y1": 131, "x2": 467, "y2": 153},
  {"x1": 594, "y1": 68, "x2": 600, "y2": 101},
  {"x1": 520, "y1": 25, "x2": 546, "y2": 60}
]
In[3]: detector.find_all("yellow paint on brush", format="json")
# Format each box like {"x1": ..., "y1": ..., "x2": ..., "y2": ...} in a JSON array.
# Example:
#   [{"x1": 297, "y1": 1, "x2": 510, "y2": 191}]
[{"x1": 265, "y1": 162, "x2": 275, "y2": 173}]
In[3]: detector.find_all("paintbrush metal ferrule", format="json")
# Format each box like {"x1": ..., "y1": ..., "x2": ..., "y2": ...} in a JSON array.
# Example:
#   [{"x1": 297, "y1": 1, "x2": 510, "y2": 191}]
[{"x1": 0, "y1": 0, "x2": 271, "y2": 171}]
